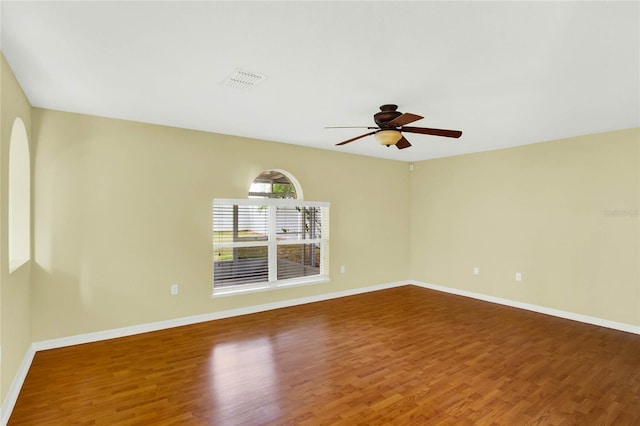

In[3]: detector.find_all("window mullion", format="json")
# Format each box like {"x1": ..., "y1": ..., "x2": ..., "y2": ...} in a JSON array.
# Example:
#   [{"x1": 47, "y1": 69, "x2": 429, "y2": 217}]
[
  {"x1": 320, "y1": 206, "x2": 329, "y2": 276},
  {"x1": 268, "y1": 205, "x2": 278, "y2": 284}
]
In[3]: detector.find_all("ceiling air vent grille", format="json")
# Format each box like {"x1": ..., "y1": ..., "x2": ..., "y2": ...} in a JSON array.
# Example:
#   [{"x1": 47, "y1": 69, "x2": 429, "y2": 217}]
[{"x1": 222, "y1": 69, "x2": 266, "y2": 90}]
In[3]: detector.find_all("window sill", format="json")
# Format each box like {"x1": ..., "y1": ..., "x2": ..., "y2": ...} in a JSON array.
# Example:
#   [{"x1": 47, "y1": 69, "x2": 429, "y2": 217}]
[
  {"x1": 212, "y1": 275, "x2": 330, "y2": 298},
  {"x1": 9, "y1": 258, "x2": 30, "y2": 274}
]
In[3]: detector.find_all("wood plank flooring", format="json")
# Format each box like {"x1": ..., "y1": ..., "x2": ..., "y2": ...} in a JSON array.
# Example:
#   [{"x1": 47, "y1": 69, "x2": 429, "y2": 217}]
[{"x1": 8, "y1": 286, "x2": 640, "y2": 425}]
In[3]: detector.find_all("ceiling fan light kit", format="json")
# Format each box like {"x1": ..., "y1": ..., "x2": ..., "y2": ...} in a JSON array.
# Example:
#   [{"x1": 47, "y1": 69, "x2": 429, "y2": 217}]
[
  {"x1": 329, "y1": 104, "x2": 462, "y2": 150},
  {"x1": 375, "y1": 130, "x2": 402, "y2": 146}
]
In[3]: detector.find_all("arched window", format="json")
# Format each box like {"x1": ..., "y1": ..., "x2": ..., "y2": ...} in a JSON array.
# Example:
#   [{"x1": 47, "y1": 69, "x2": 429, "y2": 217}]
[
  {"x1": 213, "y1": 170, "x2": 329, "y2": 295},
  {"x1": 248, "y1": 169, "x2": 302, "y2": 199},
  {"x1": 9, "y1": 117, "x2": 31, "y2": 272}
]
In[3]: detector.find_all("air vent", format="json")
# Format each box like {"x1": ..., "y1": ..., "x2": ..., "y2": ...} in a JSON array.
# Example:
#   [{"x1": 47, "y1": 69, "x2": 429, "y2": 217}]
[{"x1": 222, "y1": 69, "x2": 266, "y2": 90}]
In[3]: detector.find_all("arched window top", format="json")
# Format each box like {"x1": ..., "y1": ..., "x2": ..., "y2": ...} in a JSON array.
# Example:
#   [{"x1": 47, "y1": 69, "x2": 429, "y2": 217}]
[{"x1": 248, "y1": 169, "x2": 303, "y2": 200}]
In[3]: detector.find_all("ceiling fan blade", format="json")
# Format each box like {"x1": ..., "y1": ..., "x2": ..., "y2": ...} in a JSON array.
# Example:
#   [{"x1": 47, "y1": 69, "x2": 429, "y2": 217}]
[
  {"x1": 388, "y1": 113, "x2": 423, "y2": 127},
  {"x1": 401, "y1": 126, "x2": 462, "y2": 138},
  {"x1": 335, "y1": 131, "x2": 377, "y2": 146},
  {"x1": 395, "y1": 136, "x2": 412, "y2": 150},
  {"x1": 325, "y1": 126, "x2": 378, "y2": 129}
]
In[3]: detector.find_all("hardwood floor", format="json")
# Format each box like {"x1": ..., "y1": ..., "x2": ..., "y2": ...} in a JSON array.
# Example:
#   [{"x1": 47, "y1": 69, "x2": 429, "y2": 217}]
[{"x1": 9, "y1": 286, "x2": 640, "y2": 425}]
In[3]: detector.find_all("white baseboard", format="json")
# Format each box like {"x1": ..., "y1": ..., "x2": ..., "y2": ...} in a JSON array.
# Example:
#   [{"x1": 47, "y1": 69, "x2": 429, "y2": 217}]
[
  {"x1": 1, "y1": 345, "x2": 36, "y2": 426},
  {"x1": 33, "y1": 281, "x2": 407, "y2": 351},
  {"x1": 412, "y1": 281, "x2": 640, "y2": 335}
]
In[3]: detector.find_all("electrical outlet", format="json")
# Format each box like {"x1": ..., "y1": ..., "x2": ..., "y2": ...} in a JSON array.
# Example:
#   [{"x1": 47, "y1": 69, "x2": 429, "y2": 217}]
[
  {"x1": 473, "y1": 267, "x2": 479, "y2": 275},
  {"x1": 340, "y1": 265, "x2": 346, "y2": 273},
  {"x1": 171, "y1": 284, "x2": 178, "y2": 295},
  {"x1": 515, "y1": 272, "x2": 522, "y2": 282}
]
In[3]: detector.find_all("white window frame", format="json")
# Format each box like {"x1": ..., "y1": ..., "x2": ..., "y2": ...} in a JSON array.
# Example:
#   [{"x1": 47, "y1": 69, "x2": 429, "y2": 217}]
[{"x1": 212, "y1": 198, "x2": 330, "y2": 297}]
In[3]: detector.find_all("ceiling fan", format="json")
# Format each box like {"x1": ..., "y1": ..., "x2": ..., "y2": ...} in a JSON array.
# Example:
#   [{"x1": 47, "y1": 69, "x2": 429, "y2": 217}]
[{"x1": 327, "y1": 104, "x2": 462, "y2": 149}]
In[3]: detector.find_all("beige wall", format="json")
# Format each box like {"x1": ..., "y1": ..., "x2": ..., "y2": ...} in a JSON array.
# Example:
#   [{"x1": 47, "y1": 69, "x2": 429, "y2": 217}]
[
  {"x1": 410, "y1": 128, "x2": 640, "y2": 326},
  {"x1": 1, "y1": 55, "x2": 33, "y2": 399},
  {"x1": 31, "y1": 108, "x2": 411, "y2": 341}
]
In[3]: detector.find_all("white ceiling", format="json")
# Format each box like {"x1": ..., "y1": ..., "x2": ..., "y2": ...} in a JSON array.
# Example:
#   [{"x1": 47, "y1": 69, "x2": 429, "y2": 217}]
[{"x1": 1, "y1": 1, "x2": 638, "y2": 162}]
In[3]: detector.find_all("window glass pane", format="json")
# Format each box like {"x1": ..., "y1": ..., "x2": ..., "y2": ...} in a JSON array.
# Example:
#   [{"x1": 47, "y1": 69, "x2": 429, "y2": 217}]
[
  {"x1": 213, "y1": 204, "x2": 268, "y2": 244},
  {"x1": 214, "y1": 245, "x2": 269, "y2": 288},
  {"x1": 276, "y1": 206, "x2": 322, "y2": 241},
  {"x1": 277, "y1": 243, "x2": 321, "y2": 280}
]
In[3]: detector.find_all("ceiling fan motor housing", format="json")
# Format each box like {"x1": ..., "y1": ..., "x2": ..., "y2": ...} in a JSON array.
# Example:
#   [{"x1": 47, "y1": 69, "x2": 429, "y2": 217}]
[{"x1": 374, "y1": 104, "x2": 402, "y2": 128}]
